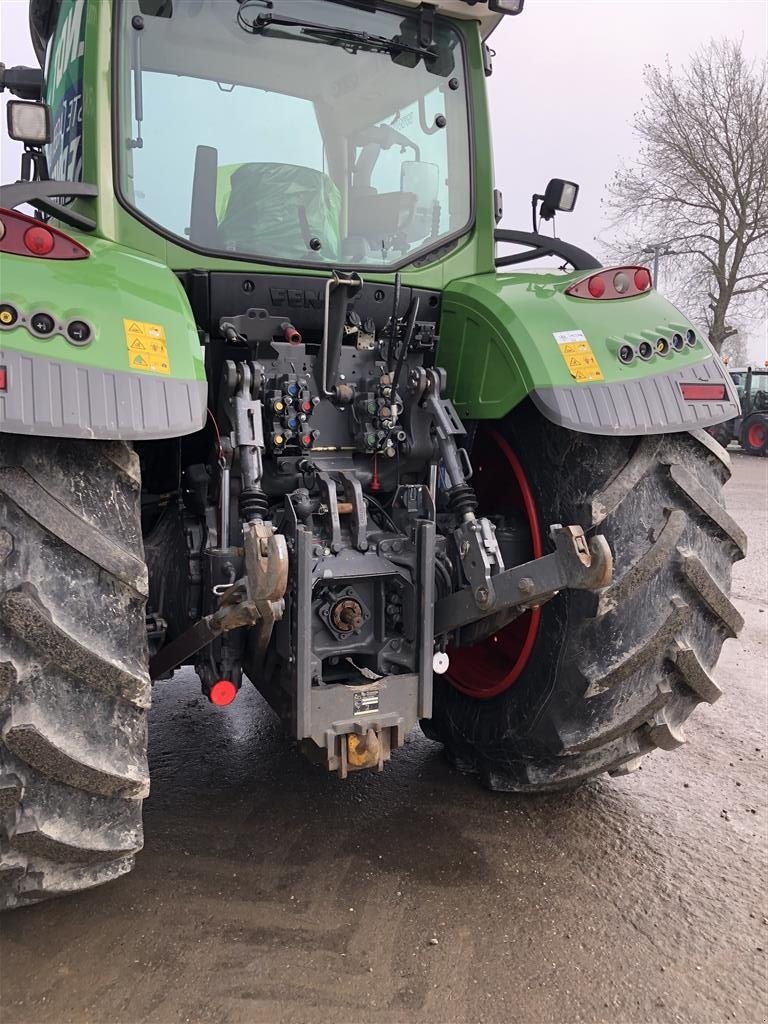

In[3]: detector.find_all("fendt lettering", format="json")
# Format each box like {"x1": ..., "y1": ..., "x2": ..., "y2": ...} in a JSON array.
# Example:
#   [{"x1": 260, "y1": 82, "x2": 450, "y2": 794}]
[
  {"x1": 269, "y1": 288, "x2": 325, "y2": 309},
  {"x1": 0, "y1": 0, "x2": 746, "y2": 910}
]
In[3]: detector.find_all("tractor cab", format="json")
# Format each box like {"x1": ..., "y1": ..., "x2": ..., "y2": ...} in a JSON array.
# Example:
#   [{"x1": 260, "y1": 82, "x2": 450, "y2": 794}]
[{"x1": 117, "y1": 0, "x2": 472, "y2": 269}]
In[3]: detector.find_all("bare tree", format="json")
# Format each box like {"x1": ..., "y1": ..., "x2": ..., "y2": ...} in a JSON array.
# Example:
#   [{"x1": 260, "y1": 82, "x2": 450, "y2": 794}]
[
  {"x1": 721, "y1": 331, "x2": 750, "y2": 366},
  {"x1": 603, "y1": 39, "x2": 768, "y2": 353}
]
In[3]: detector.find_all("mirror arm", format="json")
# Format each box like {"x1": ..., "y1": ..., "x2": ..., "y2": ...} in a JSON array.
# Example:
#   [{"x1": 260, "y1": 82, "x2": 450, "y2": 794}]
[
  {"x1": 495, "y1": 229, "x2": 602, "y2": 271},
  {"x1": 0, "y1": 181, "x2": 98, "y2": 232}
]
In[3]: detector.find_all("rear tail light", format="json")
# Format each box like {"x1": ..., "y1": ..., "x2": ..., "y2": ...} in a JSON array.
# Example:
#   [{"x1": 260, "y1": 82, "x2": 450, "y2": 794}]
[
  {"x1": 0, "y1": 207, "x2": 89, "y2": 260},
  {"x1": 634, "y1": 268, "x2": 652, "y2": 291},
  {"x1": 24, "y1": 225, "x2": 55, "y2": 255},
  {"x1": 588, "y1": 275, "x2": 606, "y2": 298},
  {"x1": 566, "y1": 266, "x2": 653, "y2": 300},
  {"x1": 680, "y1": 383, "x2": 727, "y2": 401}
]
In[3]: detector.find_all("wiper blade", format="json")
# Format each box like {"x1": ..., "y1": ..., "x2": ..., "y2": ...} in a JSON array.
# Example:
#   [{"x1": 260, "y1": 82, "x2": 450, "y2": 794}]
[{"x1": 238, "y1": 10, "x2": 436, "y2": 62}]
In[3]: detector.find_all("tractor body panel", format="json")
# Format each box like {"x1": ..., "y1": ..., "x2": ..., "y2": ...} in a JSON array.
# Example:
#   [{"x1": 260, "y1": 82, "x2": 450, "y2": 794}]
[
  {"x1": 438, "y1": 270, "x2": 740, "y2": 432},
  {"x1": 3, "y1": 0, "x2": 739, "y2": 441},
  {"x1": 0, "y1": 232, "x2": 207, "y2": 438}
]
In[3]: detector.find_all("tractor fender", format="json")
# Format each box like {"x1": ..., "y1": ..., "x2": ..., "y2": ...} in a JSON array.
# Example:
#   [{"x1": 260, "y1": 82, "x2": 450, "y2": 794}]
[
  {"x1": 0, "y1": 231, "x2": 207, "y2": 440},
  {"x1": 437, "y1": 270, "x2": 739, "y2": 435}
]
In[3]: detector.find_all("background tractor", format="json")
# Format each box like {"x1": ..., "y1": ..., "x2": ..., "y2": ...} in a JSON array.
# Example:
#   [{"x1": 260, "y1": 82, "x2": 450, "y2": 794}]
[
  {"x1": 0, "y1": 0, "x2": 746, "y2": 909},
  {"x1": 708, "y1": 365, "x2": 768, "y2": 456}
]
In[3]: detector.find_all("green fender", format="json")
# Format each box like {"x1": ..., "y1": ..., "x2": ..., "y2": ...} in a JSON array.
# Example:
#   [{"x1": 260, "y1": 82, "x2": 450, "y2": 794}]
[
  {"x1": 438, "y1": 270, "x2": 740, "y2": 435},
  {"x1": 0, "y1": 231, "x2": 207, "y2": 440}
]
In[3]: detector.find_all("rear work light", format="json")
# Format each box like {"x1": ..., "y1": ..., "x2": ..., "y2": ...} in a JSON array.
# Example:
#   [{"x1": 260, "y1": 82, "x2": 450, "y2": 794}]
[
  {"x1": 680, "y1": 383, "x2": 727, "y2": 401},
  {"x1": 566, "y1": 266, "x2": 653, "y2": 300},
  {"x1": 0, "y1": 207, "x2": 89, "y2": 260}
]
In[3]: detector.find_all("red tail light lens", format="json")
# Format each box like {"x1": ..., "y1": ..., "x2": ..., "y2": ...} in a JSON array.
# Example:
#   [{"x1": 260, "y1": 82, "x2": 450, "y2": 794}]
[
  {"x1": 588, "y1": 275, "x2": 606, "y2": 298},
  {"x1": 566, "y1": 266, "x2": 653, "y2": 300},
  {"x1": 634, "y1": 268, "x2": 652, "y2": 291},
  {"x1": 24, "y1": 225, "x2": 55, "y2": 255},
  {"x1": 680, "y1": 383, "x2": 727, "y2": 401},
  {"x1": 0, "y1": 207, "x2": 89, "y2": 260}
]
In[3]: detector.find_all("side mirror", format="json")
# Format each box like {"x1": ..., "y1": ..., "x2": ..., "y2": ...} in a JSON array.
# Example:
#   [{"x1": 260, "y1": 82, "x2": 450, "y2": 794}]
[
  {"x1": 0, "y1": 64, "x2": 44, "y2": 101},
  {"x1": 7, "y1": 100, "x2": 51, "y2": 145},
  {"x1": 537, "y1": 178, "x2": 579, "y2": 221}
]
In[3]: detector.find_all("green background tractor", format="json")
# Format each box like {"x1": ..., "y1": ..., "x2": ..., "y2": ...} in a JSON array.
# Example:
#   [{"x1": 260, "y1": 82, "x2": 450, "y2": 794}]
[
  {"x1": 708, "y1": 365, "x2": 768, "y2": 456},
  {"x1": 0, "y1": 0, "x2": 745, "y2": 910}
]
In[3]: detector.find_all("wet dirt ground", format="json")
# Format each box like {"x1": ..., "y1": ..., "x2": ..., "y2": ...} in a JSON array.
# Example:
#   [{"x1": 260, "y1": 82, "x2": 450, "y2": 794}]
[{"x1": 2, "y1": 452, "x2": 767, "y2": 1024}]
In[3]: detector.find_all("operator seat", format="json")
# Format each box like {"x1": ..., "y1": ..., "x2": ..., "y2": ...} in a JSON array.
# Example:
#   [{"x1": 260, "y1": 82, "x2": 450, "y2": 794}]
[{"x1": 217, "y1": 162, "x2": 342, "y2": 261}]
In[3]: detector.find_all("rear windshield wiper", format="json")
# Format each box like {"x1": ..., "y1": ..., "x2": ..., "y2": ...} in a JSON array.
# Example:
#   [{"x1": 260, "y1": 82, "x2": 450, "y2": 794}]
[{"x1": 237, "y1": 9, "x2": 436, "y2": 63}]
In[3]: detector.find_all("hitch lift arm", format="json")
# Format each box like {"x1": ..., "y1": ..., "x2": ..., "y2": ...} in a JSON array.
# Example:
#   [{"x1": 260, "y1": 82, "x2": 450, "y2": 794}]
[{"x1": 433, "y1": 525, "x2": 612, "y2": 636}]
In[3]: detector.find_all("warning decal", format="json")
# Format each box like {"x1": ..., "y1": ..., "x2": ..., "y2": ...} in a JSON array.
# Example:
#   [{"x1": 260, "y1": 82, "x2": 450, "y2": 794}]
[
  {"x1": 553, "y1": 329, "x2": 604, "y2": 383},
  {"x1": 123, "y1": 319, "x2": 171, "y2": 375}
]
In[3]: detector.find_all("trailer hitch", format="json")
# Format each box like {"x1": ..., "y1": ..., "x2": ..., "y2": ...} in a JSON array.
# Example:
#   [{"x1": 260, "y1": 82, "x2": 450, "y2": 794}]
[
  {"x1": 433, "y1": 525, "x2": 612, "y2": 637},
  {"x1": 148, "y1": 523, "x2": 288, "y2": 681}
]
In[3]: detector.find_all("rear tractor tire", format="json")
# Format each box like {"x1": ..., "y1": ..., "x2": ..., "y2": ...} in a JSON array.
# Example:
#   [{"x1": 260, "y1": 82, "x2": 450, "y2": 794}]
[
  {"x1": 425, "y1": 402, "x2": 746, "y2": 792},
  {"x1": 0, "y1": 436, "x2": 150, "y2": 910},
  {"x1": 740, "y1": 414, "x2": 768, "y2": 457}
]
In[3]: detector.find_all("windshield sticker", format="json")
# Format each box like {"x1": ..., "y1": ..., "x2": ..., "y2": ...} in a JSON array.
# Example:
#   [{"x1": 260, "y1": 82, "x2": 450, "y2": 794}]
[
  {"x1": 553, "y1": 330, "x2": 604, "y2": 383},
  {"x1": 46, "y1": 0, "x2": 86, "y2": 183},
  {"x1": 124, "y1": 319, "x2": 171, "y2": 376}
]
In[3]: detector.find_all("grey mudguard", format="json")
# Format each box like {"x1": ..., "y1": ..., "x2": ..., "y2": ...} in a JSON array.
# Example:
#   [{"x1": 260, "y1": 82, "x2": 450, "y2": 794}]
[
  {"x1": 532, "y1": 355, "x2": 740, "y2": 436},
  {"x1": 0, "y1": 347, "x2": 207, "y2": 440}
]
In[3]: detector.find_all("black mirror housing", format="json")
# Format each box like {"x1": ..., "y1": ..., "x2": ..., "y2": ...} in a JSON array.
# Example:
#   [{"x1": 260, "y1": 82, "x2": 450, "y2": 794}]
[
  {"x1": 0, "y1": 64, "x2": 44, "y2": 101},
  {"x1": 540, "y1": 178, "x2": 579, "y2": 220}
]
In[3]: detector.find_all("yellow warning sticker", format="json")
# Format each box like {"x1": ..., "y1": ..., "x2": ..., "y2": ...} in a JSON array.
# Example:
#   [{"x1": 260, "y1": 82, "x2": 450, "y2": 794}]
[
  {"x1": 123, "y1": 319, "x2": 171, "y2": 375},
  {"x1": 553, "y1": 329, "x2": 604, "y2": 383}
]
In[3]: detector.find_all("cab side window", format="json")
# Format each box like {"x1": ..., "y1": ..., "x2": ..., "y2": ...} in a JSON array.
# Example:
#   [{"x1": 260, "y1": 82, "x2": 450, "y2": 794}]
[{"x1": 45, "y1": 0, "x2": 86, "y2": 182}]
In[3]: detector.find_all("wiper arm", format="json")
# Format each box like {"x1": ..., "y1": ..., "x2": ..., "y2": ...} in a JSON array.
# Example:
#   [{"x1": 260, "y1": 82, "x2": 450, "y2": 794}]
[{"x1": 238, "y1": 10, "x2": 435, "y2": 62}]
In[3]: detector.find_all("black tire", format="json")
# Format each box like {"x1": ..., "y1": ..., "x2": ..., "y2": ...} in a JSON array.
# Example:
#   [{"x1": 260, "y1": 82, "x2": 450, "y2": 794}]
[
  {"x1": 739, "y1": 413, "x2": 768, "y2": 457},
  {"x1": 425, "y1": 402, "x2": 746, "y2": 792},
  {"x1": 0, "y1": 436, "x2": 150, "y2": 910},
  {"x1": 707, "y1": 421, "x2": 733, "y2": 449}
]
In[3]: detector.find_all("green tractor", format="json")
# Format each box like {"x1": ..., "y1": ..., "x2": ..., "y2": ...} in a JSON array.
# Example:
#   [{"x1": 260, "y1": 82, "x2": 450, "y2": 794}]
[
  {"x1": 708, "y1": 366, "x2": 768, "y2": 456},
  {"x1": 0, "y1": 0, "x2": 746, "y2": 910}
]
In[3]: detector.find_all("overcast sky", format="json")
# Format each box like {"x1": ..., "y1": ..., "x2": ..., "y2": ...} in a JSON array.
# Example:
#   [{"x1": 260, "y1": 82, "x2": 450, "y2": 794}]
[{"x1": 1, "y1": 0, "x2": 766, "y2": 358}]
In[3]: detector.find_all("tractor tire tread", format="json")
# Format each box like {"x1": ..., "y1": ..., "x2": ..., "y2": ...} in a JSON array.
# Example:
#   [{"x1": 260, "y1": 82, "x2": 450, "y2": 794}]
[
  {"x1": 0, "y1": 436, "x2": 148, "y2": 910},
  {"x1": 426, "y1": 407, "x2": 743, "y2": 793}
]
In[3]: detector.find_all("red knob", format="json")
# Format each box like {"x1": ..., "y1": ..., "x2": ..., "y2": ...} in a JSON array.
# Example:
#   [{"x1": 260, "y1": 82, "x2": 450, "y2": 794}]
[{"x1": 209, "y1": 679, "x2": 238, "y2": 706}]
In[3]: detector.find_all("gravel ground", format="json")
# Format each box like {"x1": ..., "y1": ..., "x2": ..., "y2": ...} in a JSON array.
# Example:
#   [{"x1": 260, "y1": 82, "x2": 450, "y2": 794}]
[{"x1": 1, "y1": 451, "x2": 766, "y2": 1024}]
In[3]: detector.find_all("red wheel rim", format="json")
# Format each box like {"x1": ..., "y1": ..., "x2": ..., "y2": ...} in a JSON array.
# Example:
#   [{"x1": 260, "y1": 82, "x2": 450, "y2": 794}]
[
  {"x1": 447, "y1": 429, "x2": 542, "y2": 700},
  {"x1": 747, "y1": 422, "x2": 766, "y2": 448}
]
